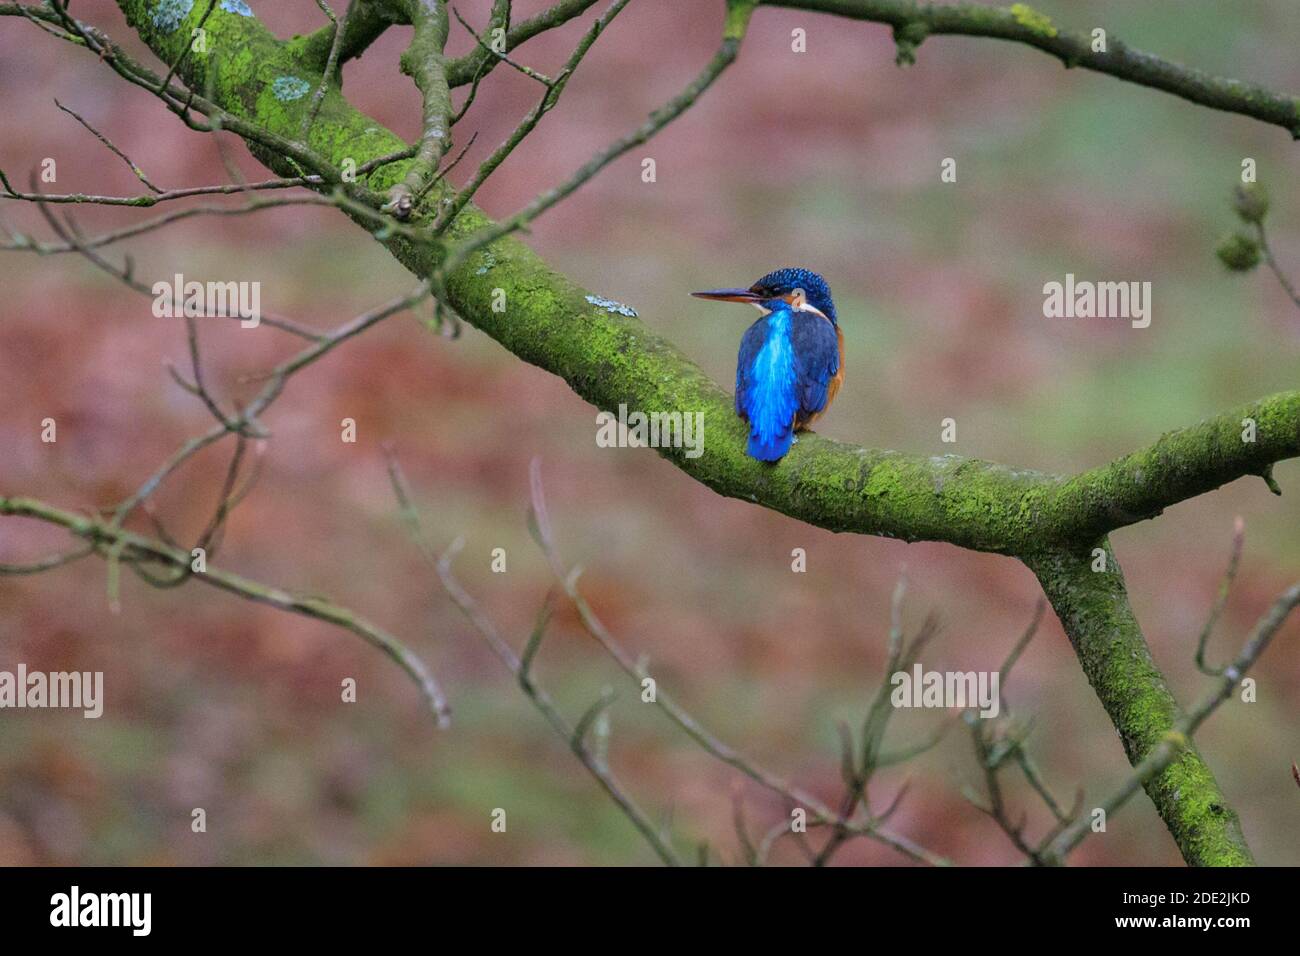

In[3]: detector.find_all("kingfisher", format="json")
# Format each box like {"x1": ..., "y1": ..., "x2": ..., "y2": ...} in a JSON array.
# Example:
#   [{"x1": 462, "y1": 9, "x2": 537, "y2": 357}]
[{"x1": 692, "y1": 268, "x2": 843, "y2": 462}]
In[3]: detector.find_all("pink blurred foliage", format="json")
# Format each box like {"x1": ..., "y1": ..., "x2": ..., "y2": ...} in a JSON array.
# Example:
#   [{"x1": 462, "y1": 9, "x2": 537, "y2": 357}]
[{"x1": 0, "y1": 1, "x2": 1296, "y2": 865}]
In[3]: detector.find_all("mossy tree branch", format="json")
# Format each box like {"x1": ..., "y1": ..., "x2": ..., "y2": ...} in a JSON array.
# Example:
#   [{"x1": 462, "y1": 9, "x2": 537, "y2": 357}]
[
  {"x1": 298, "y1": 0, "x2": 601, "y2": 86},
  {"x1": 383, "y1": 0, "x2": 454, "y2": 217},
  {"x1": 442, "y1": 0, "x2": 600, "y2": 87},
  {"x1": 1028, "y1": 545, "x2": 1255, "y2": 866},
  {"x1": 767, "y1": 0, "x2": 1300, "y2": 137},
  {"x1": 299, "y1": 0, "x2": 398, "y2": 69},
  {"x1": 5, "y1": 0, "x2": 1298, "y2": 864}
]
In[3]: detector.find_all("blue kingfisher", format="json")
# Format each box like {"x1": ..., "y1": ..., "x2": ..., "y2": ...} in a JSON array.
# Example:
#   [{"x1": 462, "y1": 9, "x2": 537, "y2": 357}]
[{"x1": 692, "y1": 267, "x2": 843, "y2": 462}]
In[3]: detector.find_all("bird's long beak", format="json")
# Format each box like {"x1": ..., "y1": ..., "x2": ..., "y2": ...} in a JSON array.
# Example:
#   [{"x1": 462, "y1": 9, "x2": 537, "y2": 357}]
[{"x1": 691, "y1": 288, "x2": 762, "y2": 303}]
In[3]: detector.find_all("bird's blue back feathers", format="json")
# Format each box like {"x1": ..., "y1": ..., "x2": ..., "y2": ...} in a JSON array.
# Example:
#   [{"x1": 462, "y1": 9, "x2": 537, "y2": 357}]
[
  {"x1": 737, "y1": 310, "x2": 799, "y2": 460},
  {"x1": 736, "y1": 306, "x2": 840, "y2": 462},
  {"x1": 791, "y1": 308, "x2": 840, "y2": 415}
]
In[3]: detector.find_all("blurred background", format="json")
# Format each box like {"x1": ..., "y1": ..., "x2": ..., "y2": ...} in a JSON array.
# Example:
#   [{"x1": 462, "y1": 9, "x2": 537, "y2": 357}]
[{"x1": 0, "y1": 0, "x2": 1297, "y2": 865}]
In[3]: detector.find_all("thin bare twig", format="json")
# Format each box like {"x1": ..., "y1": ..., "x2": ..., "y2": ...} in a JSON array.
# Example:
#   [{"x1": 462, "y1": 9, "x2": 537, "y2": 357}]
[
  {"x1": 1255, "y1": 221, "x2": 1300, "y2": 310},
  {"x1": 53, "y1": 98, "x2": 164, "y2": 193},
  {"x1": 1042, "y1": 580, "x2": 1300, "y2": 864},
  {"x1": 0, "y1": 171, "x2": 325, "y2": 208},
  {"x1": 2, "y1": 196, "x2": 335, "y2": 260},
  {"x1": 451, "y1": 4, "x2": 552, "y2": 86},
  {"x1": 383, "y1": 449, "x2": 683, "y2": 865},
  {"x1": 525, "y1": 459, "x2": 950, "y2": 866},
  {"x1": 1196, "y1": 516, "x2": 1245, "y2": 675},
  {"x1": 434, "y1": 0, "x2": 632, "y2": 235},
  {"x1": 435, "y1": 16, "x2": 747, "y2": 278},
  {"x1": 0, "y1": 496, "x2": 451, "y2": 724},
  {"x1": 302, "y1": 0, "x2": 350, "y2": 139}
]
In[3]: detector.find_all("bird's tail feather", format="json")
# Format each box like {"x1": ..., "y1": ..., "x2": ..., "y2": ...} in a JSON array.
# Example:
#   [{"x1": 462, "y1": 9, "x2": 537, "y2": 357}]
[{"x1": 747, "y1": 427, "x2": 794, "y2": 462}]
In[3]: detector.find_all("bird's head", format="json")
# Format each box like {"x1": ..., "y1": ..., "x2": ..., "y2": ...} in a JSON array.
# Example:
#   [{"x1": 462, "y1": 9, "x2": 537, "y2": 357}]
[{"x1": 692, "y1": 267, "x2": 836, "y2": 325}]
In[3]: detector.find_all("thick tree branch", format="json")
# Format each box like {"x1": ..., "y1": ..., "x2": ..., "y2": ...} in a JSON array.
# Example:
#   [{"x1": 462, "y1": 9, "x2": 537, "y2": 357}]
[
  {"x1": 385, "y1": 0, "x2": 454, "y2": 217},
  {"x1": 444, "y1": 0, "x2": 599, "y2": 87},
  {"x1": 1037, "y1": 573, "x2": 1300, "y2": 865},
  {"x1": 765, "y1": 0, "x2": 1300, "y2": 137},
  {"x1": 298, "y1": 0, "x2": 396, "y2": 71},
  {"x1": 1041, "y1": 393, "x2": 1300, "y2": 545},
  {"x1": 1027, "y1": 544, "x2": 1256, "y2": 866}
]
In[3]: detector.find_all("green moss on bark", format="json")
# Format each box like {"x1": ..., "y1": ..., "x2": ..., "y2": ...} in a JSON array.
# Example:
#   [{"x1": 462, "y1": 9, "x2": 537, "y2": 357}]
[
  {"x1": 1008, "y1": 3, "x2": 1057, "y2": 38},
  {"x1": 1028, "y1": 545, "x2": 1254, "y2": 866}
]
